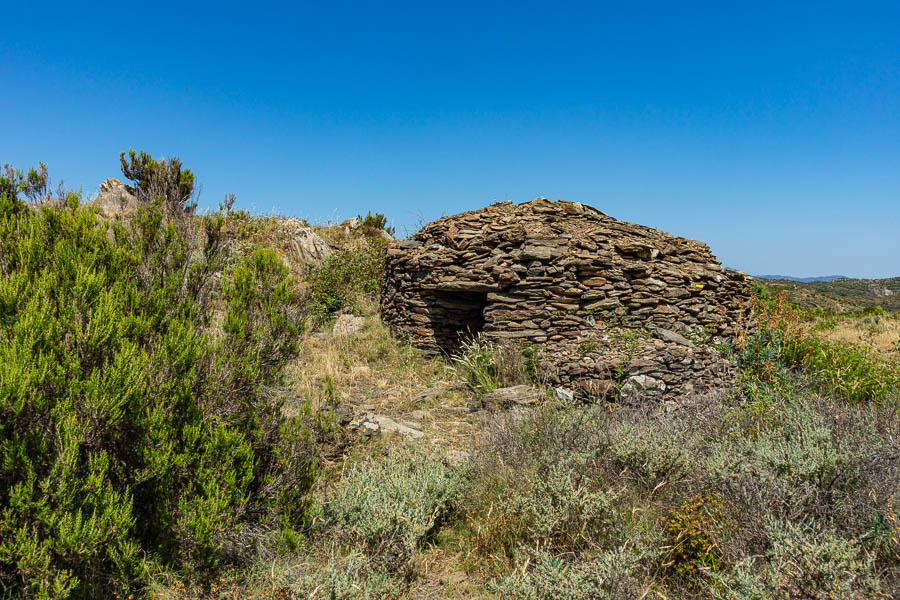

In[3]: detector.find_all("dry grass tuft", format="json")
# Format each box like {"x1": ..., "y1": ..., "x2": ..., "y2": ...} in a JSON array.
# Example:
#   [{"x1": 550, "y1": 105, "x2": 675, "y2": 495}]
[
  {"x1": 285, "y1": 301, "x2": 456, "y2": 415},
  {"x1": 815, "y1": 315, "x2": 900, "y2": 355}
]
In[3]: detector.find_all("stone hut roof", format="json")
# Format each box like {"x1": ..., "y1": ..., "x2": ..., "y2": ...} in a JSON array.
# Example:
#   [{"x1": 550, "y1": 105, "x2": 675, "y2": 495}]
[{"x1": 380, "y1": 197, "x2": 753, "y2": 401}]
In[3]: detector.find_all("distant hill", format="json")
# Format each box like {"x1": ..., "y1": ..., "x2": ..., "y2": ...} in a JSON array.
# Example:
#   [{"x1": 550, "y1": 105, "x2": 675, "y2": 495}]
[
  {"x1": 759, "y1": 276, "x2": 900, "y2": 313},
  {"x1": 754, "y1": 275, "x2": 849, "y2": 282}
]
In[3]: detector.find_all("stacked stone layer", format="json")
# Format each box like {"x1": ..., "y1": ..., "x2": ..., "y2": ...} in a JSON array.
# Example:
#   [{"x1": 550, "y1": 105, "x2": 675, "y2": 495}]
[{"x1": 380, "y1": 198, "x2": 754, "y2": 400}]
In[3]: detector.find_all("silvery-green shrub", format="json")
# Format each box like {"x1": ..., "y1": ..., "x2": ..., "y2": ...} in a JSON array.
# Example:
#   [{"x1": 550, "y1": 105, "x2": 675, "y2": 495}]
[
  {"x1": 489, "y1": 547, "x2": 652, "y2": 600},
  {"x1": 290, "y1": 552, "x2": 402, "y2": 600},
  {"x1": 320, "y1": 448, "x2": 462, "y2": 574},
  {"x1": 708, "y1": 518, "x2": 880, "y2": 599}
]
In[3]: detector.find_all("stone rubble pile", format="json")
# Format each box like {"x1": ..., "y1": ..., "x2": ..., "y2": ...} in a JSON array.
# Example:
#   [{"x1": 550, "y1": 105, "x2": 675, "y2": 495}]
[{"x1": 381, "y1": 198, "x2": 754, "y2": 401}]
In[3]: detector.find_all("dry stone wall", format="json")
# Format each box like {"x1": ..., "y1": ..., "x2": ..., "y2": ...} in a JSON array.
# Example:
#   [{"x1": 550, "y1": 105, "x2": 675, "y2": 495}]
[{"x1": 380, "y1": 198, "x2": 754, "y2": 401}]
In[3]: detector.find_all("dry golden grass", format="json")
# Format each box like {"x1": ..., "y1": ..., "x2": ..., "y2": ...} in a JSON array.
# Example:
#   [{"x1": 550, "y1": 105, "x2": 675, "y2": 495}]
[
  {"x1": 281, "y1": 299, "x2": 482, "y2": 459},
  {"x1": 309, "y1": 222, "x2": 354, "y2": 247},
  {"x1": 818, "y1": 323, "x2": 900, "y2": 352},
  {"x1": 286, "y1": 301, "x2": 455, "y2": 412},
  {"x1": 806, "y1": 313, "x2": 900, "y2": 357}
]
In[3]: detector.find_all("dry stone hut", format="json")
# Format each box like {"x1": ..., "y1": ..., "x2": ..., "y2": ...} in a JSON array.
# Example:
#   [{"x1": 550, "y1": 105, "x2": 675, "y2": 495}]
[{"x1": 380, "y1": 198, "x2": 754, "y2": 401}]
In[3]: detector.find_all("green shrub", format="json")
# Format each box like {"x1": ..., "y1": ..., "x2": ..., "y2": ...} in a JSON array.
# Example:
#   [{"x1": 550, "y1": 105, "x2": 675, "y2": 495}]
[
  {"x1": 609, "y1": 423, "x2": 695, "y2": 489},
  {"x1": 789, "y1": 337, "x2": 900, "y2": 403},
  {"x1": 856, "y1": 314, "x2": 888, "y2": 333},
  {"x1": 119, "y1": 148, "x2": 196, "y2": 214},
  {"x1": 704, "y1": 399, "x2": 858, "y2": 551},
  {"x1": 290, "y1": 552, "x2": 402, "y2": 600},
  {"x1": 468, "y1": 453, "x2": 619, "y2": 558},
  {"x1": 306, "y1": 239, "x2": 385, "y2": 317},
  {"x1": 815, "y1": 318, "x2": 838, "y2": 331},
  {"x1": 466, "y1": 401, "x2": 654, "y2": 567},
  {"x1": 709, "y1": 519, "x2": 881, "y2": 599},
  {"x1": 738, "y1": 294, "x2": 900, "y2": 403},
  {"x1": 0, "y1": 161, "x2": 316, "y2": 598},
  {"x1": 663, "y1": 494, "x2": 728, "y2": 584},
  {"x1": 751, "y1": 280, "x2": 774, "y2": 303},
  {"x1": 319, "y1": 448, "x2": 462, "y2": 575},
  {"x1": 466, "y1": 378, "x2": 899, "y2": 595},
  {"x1": 357, "y1": 211, "x2": 395, "y2": 237},
  {"x1": 859, "y1": 305, "x2": 887, "y2": 318},
  {"x1": 708, "y1": 400, "x2": 857, "y2": 493},
  {"x1": 699, "y1": 395, "x2": 900, "y2": 577}
]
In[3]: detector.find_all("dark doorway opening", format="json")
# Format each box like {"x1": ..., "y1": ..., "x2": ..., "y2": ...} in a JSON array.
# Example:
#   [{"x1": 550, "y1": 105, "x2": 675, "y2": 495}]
[{"x1": 430, "y1": 291, "x2": 487, "y2": 356}]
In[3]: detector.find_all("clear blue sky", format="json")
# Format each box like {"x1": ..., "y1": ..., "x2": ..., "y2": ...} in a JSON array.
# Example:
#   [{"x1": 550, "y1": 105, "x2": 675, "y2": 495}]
[{"x1": 2, "y1": 1, "x2": 898, "y2": 277}]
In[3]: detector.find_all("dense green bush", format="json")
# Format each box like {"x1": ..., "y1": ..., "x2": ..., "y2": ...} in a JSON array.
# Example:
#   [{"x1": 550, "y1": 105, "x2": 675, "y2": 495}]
[
  {"x1": 306, "y1": 238, "x2": 385, "y2": 317},
  {"x1": 0, "y1": 161, "x2": 315, "y2": 598},
  {"x1": 119, "y1": 148, "x2": 196, "y2": 214}
]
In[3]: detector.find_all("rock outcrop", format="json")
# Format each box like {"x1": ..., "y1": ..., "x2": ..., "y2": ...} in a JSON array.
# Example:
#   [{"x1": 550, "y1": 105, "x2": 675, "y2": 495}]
[
  {"x1": 281, "y1": 220, "x2": 333, "y2": 262},
  {"x1": 90, "y1": 178, "x2": 139, "y2": 218},
  {"x1": 380, "y1": 198, "x2": 754, "y2": 401}
]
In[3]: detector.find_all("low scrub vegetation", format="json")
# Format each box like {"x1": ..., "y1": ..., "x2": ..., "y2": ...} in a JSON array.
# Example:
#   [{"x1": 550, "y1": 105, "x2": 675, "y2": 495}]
[
  {"x1": 357, "y1": 211, "x2": 395, "y2": 237},
  {"x1": 4, "y1": 156, "x2": 899, "y2": 598},
  {"x1": 317, "y1": 448, "x2": 463, "y2": 577},
  {"x1": 740, "y1": 292, "x2": 900, "y2": 403},
  {"x1": 459, "y1": 390, "x2": 899, "y2": 596},
  {"x1": 307, "y1": 239, "x2": 386, "y2": 318}
]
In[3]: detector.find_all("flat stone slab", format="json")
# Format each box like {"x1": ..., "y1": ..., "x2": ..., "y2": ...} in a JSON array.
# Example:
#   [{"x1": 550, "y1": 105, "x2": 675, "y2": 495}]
[
  {"x1": 482, "y1": 385, "x2": 542, "y2": 410},
  {"x1": 346, "y1": 413, "x2": 425, "y2": 440},
  {"x1": 373, "y1": 415, "x2": 425, "y2": 439}
]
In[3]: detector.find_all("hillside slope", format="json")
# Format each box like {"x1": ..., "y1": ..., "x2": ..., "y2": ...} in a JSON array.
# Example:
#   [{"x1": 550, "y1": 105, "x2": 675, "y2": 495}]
[{"x1": 760, "y1": 276, "x2": 900, "y2": 312}]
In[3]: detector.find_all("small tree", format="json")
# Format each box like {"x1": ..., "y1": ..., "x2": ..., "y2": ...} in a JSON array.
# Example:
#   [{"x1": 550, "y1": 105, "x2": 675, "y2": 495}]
[
  {"x1": 22, "y1": 162, "x2": 50, "y2": 203},
  {"x1": 119, "y1": 148, "x2": 197, "y2": 214}
]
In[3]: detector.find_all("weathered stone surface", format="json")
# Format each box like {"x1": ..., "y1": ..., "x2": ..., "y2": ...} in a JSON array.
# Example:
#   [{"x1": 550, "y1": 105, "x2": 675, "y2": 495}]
[
  {"x1": 554, "y1": 387, "x2": 575, "y2": 402},
  {"x1": 380, "y1": 197, "x2": 754, "y2": 400},
  {"x1": 99, "y1": 177, "x2": 123, "y2": 194},
  {"x1": 291, "y1": 226, "x2": 333, "y2": 262},
  {"x1": 332, "y1": 314, "x2": 364, "y2": 337},
  {"x1": 482, "y1": 385, "x2": 542, "y2": 410},
  {"x1": 619, "y1": 374, "x2": 666, "y2": 402},
  {"x1": 347, "y1": 413, "x2": 425, "y2": 439},
  {"x1": 90, "y1": 178, "x2": 139, "y2": 218},
  {"x1": 373, "y1": 415, "x2": 425, "y2": 439},
  {"x1": 653, "y1": 327, "x2": 694, "y2": 347}
]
